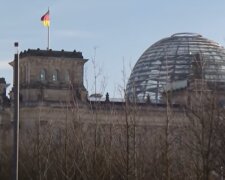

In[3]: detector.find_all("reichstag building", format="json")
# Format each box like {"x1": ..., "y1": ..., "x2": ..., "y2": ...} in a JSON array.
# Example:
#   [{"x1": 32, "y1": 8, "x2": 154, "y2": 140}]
[{"x1": 1, "y1": 32, "x2": 225, "y2": 180}]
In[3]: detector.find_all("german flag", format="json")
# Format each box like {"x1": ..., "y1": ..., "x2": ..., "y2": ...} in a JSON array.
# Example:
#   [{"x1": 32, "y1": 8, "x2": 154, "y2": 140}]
[{"x1": 41, "y1": 10, "x2": 50, "y2": 27}]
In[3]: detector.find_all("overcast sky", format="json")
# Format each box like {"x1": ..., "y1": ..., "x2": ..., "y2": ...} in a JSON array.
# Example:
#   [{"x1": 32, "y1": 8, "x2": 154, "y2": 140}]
[{"x1": 1, "y1": 0, "x2": 225, "y2": 97}]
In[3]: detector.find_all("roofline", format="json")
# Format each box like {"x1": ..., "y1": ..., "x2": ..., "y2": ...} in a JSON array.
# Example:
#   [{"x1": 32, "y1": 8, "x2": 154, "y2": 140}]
[{"x1": 19, "y1": 48, "x2": 84, "y2": 59}]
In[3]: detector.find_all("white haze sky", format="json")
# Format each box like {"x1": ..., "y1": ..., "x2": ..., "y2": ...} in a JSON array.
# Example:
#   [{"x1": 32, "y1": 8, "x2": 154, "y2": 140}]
[{"x1": 1, "y1": 0, "x2": 225, "y2": 97}]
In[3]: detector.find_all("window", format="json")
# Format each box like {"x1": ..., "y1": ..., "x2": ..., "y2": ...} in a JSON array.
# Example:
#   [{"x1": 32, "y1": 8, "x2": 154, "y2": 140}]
[
  {"x1": 65, "y1": 70, "x2": 70, "y2": 82},
  {"x1": 52, "y1": 69, "x2": 59, "y2": 82},
  {"x1": 40, "y1": 69, "x2": 46, "y2": 81}
]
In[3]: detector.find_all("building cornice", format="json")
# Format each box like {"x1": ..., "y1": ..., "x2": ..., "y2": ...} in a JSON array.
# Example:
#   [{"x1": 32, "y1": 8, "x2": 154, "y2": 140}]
[{"x1": 20, "y1": 48, "x2": 85, "y2": 59}]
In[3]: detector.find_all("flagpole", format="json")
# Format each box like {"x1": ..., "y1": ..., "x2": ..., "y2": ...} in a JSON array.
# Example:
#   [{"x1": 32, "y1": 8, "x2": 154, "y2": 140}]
[
  {"x1": 47, "y1": 7, "x2": 50, "y2": 50},
  {"x1": 48, "y1": 25, "x2": 50, "y2": 50},
  {"x1": 41, "y1": 8, "x2": 50, "y2": 50}
]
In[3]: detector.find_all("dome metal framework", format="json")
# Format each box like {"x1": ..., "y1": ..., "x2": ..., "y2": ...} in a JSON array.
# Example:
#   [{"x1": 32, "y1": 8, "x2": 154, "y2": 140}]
[{"x1": 126, "y1": 33, "x2": 225, "y2": 103}]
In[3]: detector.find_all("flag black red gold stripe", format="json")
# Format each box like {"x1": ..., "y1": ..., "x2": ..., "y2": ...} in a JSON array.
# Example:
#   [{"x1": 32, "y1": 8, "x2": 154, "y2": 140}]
[{"x1": 41, "y1": 10, "x2": 50, "y2": 27}]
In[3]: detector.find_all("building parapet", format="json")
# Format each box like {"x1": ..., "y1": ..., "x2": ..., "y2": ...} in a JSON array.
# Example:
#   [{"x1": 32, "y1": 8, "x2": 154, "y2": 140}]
[{"x1": 20, "y1": 48, "x2": 84, "y2": 59}]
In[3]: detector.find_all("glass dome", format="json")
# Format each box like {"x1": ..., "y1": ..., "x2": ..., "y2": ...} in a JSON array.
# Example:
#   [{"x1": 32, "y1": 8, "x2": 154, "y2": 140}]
[{"x1": 126, "y1": 33, "x2": 225, "y2": 103}]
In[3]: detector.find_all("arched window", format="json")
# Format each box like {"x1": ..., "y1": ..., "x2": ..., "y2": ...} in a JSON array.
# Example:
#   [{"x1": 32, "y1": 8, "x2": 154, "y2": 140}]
[
  {"x1": 39, "y1": 69, "x2": 46, "y2": 81},
  {"x1": 52, "y1": 69, "x2": 59, "y2": 82},
  {"x1": 65, "y1": 70, "x2": 70, "y2": 82}
]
